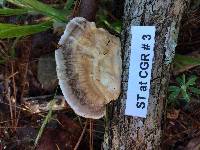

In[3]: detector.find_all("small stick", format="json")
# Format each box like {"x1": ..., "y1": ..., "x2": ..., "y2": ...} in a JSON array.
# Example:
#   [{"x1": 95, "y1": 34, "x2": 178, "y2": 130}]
[
  {"x1": 19, "y1": 62, "x2": 28, "y2": 103},
  {"x1": 11, "y1": 61, "x2": 17, "y2": 128},
  {"x1": 72, "y1": 0, "x2": 81, "y2": 17},
  {"x1": 89, "y1": 119, "x2": 93, "y2": 150},
  {"x1": 74, "y1": 120, "x2": 88, "y2": 150},
  {"x1": 5, "y1": 76, "x2": 13, "y2": 127}
]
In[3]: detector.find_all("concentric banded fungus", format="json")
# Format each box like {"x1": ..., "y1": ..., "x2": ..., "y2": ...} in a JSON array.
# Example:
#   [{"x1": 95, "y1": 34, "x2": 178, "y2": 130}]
[{"x1": 55, "y1": 17, "x2": 122, "y2": 119}]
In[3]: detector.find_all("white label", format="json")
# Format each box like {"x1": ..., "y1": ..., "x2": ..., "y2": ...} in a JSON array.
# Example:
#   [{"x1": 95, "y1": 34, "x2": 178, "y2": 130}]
[{"x1": 125, "y1": 26, "x2": 155, "y2": 118}]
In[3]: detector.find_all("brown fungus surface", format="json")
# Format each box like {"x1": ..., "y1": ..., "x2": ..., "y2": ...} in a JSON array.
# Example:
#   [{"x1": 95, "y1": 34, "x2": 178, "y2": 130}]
[{"x1": 55, "y1": 17, "x2": 122, "y2": 119}]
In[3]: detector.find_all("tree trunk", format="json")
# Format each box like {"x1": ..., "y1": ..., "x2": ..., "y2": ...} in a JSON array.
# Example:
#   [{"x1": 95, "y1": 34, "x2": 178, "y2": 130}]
[{"x1": 103, "y1": 0, "x2": 191, "y2": 149}]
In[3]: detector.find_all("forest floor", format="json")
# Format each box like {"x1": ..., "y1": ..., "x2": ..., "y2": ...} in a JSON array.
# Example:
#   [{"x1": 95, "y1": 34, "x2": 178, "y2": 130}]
[{"x1": 0, "y1": 0, "x2": 200, "y2": 150}]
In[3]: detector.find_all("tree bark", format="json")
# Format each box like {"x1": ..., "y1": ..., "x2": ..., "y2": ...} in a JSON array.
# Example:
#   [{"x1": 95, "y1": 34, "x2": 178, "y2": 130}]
[{"x1": 103, "y1": 0, "x2": 191, "y2": 149}]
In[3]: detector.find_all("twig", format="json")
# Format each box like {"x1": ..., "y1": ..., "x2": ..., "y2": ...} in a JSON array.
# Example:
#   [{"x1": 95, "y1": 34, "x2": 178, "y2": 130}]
[
  {"x1": 19, "y1": 62, "x2": 28, "y2": 103},
  {"x1": 56, "y1": 144, "x2": 61, "y2": 150},
  {"x1": 7, "y1": 71, "x2": 18, "y2": 79},
  {"x1": 74, "y1": 120, "x2": 88, "y2": 150},
  {"x1": 0, "y1": 101, "x2": 60, "y2": 124},
  {"x1": 15, "y1": 109, "x2": 21, "y2": 131},
  {"x1": 72, "y1": 0, "x2": 81, "y2": 17},
  {"x1": 0, "y1": 40, "x2": 9, "y2": 58},
  {"x1": 11, "y1": 61, "x2": 17, "y2": 129},
  {"x1": 23, "y1": 95, "x2": 67, "y2": 113},
  {"x1": 89, "y1": 119, "x2": 93, "y2": 150},
  {"x1": 4, "y1": 73, "x2": 14, "y2": 127},
  {"x1": 0, "y1": 126, "x2": 27, "y2": 128}
]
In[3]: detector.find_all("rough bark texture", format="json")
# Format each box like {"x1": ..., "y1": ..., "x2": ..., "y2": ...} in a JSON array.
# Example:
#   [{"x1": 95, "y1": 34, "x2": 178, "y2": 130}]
[{"x1": 103, "y1": 0, "x2": 191, "y2": 149}]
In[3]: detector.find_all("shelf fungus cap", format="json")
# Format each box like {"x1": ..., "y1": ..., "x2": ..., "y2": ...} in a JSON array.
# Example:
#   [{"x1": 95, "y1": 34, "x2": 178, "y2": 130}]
[{"x1": 55, "y1": 17, "x2": 122, "y2": 119}]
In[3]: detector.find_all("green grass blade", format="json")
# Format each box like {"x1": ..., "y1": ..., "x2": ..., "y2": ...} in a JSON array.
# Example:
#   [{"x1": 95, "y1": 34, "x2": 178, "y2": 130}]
[
  {"x1": 34, "y1": 87, "x2": 58, "y2": 147},
  {"x1": 103, "y1": 20, "x2": 121, "y2": 34},
  {"x1": 34, "y1": 98, "x2": 56, "y2": 146},
  {"x1": 0, "y1": 23, "x2": 18, "y2": 29},
  {"x1": 64, "y1": 0, "x2": 74, "y2": 14},
  {"x1": 0, "y1": 21, "x2": 52, "y2": 39},
  {"x1": 0, "y1": 8, "x2": 29, "y2": 16},
  {"x1": 15, "y1": 0, "x2": 67, "y2": 22},
  {"x1": 6, "y1": 0, "x2": 27, "y2": 8}
]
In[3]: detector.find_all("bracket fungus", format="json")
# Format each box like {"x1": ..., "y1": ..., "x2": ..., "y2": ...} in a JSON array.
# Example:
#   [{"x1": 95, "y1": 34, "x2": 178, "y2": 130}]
[{"x1": 55, "y1": 17, "x2": 122, "y2": 119}]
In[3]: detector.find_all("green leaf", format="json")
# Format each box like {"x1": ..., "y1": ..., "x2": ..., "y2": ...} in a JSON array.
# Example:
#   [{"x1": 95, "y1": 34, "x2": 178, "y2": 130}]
[
  {"x1": 181, "y1": 90, "x2": 190, "y2": 102},
  {"x1": 168, "y1": 86, "x2": 179, "y2": 92},
  {"x1": 0, "y1": 8, "x2": 29, "y2": 16},
  {"x1": 176, "y1": 76, "x2": 184, "y2": 85},
  {"x1": 14, "y1": 0, "x2": 68, "y2": 22},
  {"x1": 0, "y1": 21, "x2": 52, "y2": 39},
  {"x1": 169, "y1": 88, "x2": 181, "y2": 100},
  {"x1": 180, "y1": 85, "x2": 187, "y2": 92},
  {"x1": 190, "y1": 87, "x2": 200, "y2": 95},
  {"x1": 186, "y1": 75, "x2": 197, "y2": 87}
]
